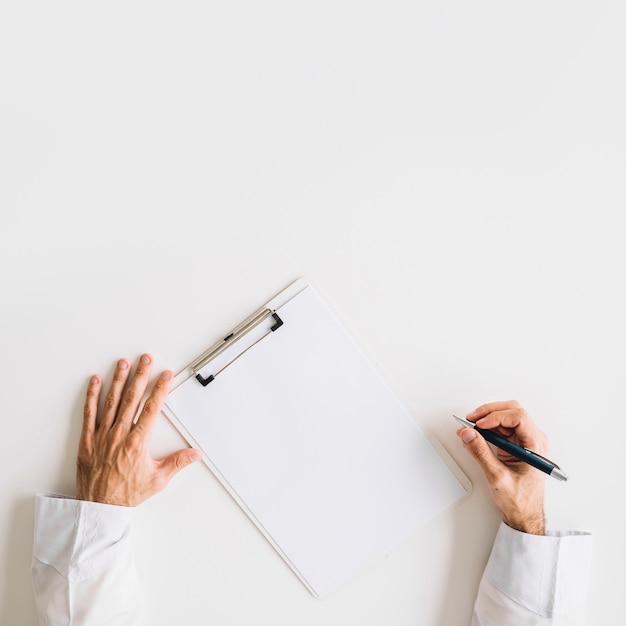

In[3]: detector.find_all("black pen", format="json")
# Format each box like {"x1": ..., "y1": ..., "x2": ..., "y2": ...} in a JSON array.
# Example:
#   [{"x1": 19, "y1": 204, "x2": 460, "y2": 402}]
[{"x1": 453, "y1": 414, "x2": 568, "y2": 481}]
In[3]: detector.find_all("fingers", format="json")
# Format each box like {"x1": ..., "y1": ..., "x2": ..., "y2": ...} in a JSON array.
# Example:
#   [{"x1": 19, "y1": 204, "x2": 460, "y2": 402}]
[
  {"x1": 466, "y1": 400, "x2": 548, "y2": 455},
  {"x1": 79, "y1": 375, "x2": 102, "y2": 455},
  {"x1": 468, "y1": 400, "x2": 531, "y2": 437},
  {"x1": 114, "y1": 354, "x2": 154, "y2": 432},
  {"x1": 158, "y1": 447, "x2": 203, "y2": 484},
  {"x1": 100, "y1": 359, "x2": 132, "y2": 430},
  {"x1": 457, "y1": 428, "x2": 504, "y2": 484},
  {"x1": 131, "y1": 368, "x2": 173, "y2": 436},
  {"x1": 466, "y1": 400, "x2": 522, "y2": 423}
]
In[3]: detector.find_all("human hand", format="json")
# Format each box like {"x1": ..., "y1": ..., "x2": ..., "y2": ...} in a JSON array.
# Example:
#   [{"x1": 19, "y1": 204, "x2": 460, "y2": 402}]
[
  {"x1": 456, "y1": 400, "x2": 548, "y2": 535},
  {"x1": 76, "y1": 354, "x2": 203, "y2": 506}
]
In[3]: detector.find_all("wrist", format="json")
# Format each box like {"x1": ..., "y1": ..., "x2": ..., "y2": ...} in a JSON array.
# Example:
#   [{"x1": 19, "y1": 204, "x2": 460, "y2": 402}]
[
  {"x1": 503, "y1": 511, "x2": 545, "y2": 536},
  {"x1": 76, "y1": 475, "x2": 133, "y2": 507}
]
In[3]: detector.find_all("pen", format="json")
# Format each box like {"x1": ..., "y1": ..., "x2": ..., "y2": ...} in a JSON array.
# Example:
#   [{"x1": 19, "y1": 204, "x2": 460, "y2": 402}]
[{"x1": 453, "y1": 414, "x2": 568, "y2": 481}]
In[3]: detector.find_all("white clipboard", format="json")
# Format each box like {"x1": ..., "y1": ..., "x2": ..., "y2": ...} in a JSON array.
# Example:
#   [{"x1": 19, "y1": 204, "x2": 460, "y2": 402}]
[{"x1": 163, "y1": 278, "x2": 471, "y2": 598}]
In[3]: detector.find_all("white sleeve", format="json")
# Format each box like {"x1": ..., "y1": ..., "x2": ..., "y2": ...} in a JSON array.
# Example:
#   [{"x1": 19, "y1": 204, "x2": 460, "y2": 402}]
[
  {"x1": 31, "y1": 493, "x2": 143, "y2": 626},
  {"x1": 472, "y1": 522, "x2": 593, "y2": 625}
]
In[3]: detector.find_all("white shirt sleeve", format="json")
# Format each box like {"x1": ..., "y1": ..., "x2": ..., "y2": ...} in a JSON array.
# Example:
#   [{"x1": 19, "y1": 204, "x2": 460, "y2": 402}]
[
  {"x1": 32, "y1": 493, "x2": 593, "y2": 625},
  {"x1": 31, "y1": 493, "x2": 143, "y2": 626},
  {"x1": 472, "y1": 522, "x2": 593, "y2": 625}
]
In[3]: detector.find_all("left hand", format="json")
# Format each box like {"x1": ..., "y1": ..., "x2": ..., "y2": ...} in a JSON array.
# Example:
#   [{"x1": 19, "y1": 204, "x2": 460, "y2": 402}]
[{"x1": 76, "y1": 353, "x2": 202, "y2": 506}]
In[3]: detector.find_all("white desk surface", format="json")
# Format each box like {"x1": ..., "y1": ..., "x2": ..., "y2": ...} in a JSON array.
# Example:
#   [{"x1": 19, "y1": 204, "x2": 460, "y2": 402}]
[{"x1": 1, "y1": 1, "x2": 623, "y2": 624}]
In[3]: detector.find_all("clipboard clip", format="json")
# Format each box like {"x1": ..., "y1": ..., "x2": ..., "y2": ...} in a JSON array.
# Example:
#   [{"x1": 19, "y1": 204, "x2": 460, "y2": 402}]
[{"x1": 192, "y1": 309, "x2": 284, "y2": 387}]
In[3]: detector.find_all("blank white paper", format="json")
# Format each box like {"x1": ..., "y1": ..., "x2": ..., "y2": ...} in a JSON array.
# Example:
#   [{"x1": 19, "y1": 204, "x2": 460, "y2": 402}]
[{"x1": 165, "y1": 286, "x2": 467, "y2": 598}]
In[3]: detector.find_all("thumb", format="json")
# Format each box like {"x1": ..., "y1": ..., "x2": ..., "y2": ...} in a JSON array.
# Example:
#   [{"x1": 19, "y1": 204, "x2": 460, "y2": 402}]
[
  {"x1": 161, "y1": 448, "x2": 203, "y2": 480},
  {"x1": 459, "y1": 428, "x2": 503, "y2": 483}
]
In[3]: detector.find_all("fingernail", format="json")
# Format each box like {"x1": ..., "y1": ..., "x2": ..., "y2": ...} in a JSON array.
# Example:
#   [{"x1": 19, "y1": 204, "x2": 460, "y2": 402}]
[
  {"x1": 190, "y1": 449, "x2": 203, "y2": 462},
  {"x1": 161, "y1": 370, "x2": 172, "y2": 381},
  {"x1": 461, "y1": 430, "x2": 477, "y2": 444},
  {"x1": 141, "y1": 354, "x2": 151, "y2": 364},
  {"x1": 90, "y1": 375, "x2": 99, "y2": 385},
  {"x1": 118, "y1": 360, "x2": 129, "y2": 369}
]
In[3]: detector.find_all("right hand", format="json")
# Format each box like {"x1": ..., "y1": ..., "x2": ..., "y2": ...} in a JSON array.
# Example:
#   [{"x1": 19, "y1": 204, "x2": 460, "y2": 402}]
[{"x1": 456, "y1": 400, "x2": 548, "y2": 535}]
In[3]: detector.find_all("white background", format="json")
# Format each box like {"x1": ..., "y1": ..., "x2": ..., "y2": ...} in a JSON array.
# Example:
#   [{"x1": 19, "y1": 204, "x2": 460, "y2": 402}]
[{"x1": 1, "y1": 1, "x2": 624, "y2": 624}]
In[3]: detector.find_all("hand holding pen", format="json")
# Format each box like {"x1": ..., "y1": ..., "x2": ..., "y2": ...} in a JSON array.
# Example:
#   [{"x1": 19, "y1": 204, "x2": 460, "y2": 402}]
[{"x1": 455, "y1": 401, "x2": 555, "y2": 536}]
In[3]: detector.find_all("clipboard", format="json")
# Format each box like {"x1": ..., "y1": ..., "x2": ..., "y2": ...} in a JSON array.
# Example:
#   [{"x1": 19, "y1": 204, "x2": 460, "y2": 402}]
[{"x1": 163, "y1": 278, "x2": 471, "y2": 598}]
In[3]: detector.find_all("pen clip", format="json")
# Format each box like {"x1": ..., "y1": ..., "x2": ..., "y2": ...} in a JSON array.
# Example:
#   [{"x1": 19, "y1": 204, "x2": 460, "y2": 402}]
[{"x1": 524, "y1": 448, "x2": 561, "y2": 470}]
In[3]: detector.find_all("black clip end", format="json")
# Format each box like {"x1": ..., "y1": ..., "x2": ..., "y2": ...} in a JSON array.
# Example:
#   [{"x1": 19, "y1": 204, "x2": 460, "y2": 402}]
[
  {"x1": 196, "y1": 373, "x2": 215, "y2": 387},
  {"x1": 271, "y1": 312, "x2": 283, "y2": 332}
]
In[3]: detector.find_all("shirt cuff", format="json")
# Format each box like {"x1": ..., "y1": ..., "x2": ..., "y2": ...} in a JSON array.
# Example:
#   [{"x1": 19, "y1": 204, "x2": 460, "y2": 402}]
[
  {"x1": 33, "y1": 493, "x2": 135, "y2": 583},
  {"x1": 484, "y1": 521, "x2": 593, "y2": 618}
]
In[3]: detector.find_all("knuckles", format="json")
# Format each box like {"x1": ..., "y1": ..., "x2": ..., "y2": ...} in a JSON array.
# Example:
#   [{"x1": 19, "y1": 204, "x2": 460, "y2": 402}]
[
  {"x1": 123, "y1": 388, "x2": 137, "y2": 405},
  {"x1": 125, "y1": 428, "x2": 143, "y2": 452},
  {"x1": 107, "y1": 425, "x2": 125, "y2": 448},
  {"x1": 104, "y1": 392, "x2": 118, "y2": 413},
  {"x1": 174, "y1": 454, "x2": 188, "y2": 470},
  {"x1": 142, "y1": 398, "x2": 158, "y2": 416}
]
